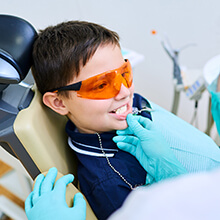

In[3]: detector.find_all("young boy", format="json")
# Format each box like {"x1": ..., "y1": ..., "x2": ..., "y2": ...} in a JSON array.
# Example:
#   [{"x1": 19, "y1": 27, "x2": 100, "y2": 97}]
[
  {"x1": 32, "y1": 21, "x2": 150, "y2": 219},
  {"x1": 31, "y1": 20, "x2": 220, "y2": 220}
]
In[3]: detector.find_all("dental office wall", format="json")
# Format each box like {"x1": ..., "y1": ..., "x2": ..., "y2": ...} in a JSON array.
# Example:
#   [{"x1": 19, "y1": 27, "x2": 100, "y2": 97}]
[{"x1": 1, "y1": 0, "x2": 220, "y2": 138}]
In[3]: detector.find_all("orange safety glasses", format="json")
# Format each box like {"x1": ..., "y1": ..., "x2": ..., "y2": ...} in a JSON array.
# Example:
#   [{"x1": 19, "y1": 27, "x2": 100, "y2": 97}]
[{"x1": 49, "y1": 59, "x2": 133, "y2": 99}]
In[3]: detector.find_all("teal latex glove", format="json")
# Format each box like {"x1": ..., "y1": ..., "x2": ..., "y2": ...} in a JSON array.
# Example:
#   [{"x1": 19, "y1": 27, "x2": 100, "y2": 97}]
[
  {"x1": 113, "y1": 114, "x2": 187, "y2": 184},
  {"x1": 210, "y1": 91, "x2": 220, "y2": 135},
  {"x1": 25, "y1": 167, "x2": 86, "y2": 220},
  {"x1": 208, "y1": 78, "x2": 220, "y2": 136}
]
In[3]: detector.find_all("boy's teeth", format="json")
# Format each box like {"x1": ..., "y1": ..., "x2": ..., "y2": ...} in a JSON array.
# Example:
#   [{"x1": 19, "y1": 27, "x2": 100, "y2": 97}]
[{"x1": 115, "y1": 105, "x2": 127, "y2": 114}]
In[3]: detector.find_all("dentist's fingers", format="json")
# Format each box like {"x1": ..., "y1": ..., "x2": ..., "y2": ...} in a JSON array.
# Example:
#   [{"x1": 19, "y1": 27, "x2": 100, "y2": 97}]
[
  {"x1": 32, "y1": 173, "x2": 44, "y2": 205},
  {"x1": 116, "y1": 127, "x2": 132, "y2": 136},
  {"x1": 116, "y1": 142, "x2": 137, "y2": 156},
  {"x1": 40, "y1": 167, "x2": 58, "y2": 195},
  {"x1": 113, "y1": 135, "x2": 139, "y2": 146},
  {"x1": 126, "y1": 115, "x2": 149, "y2": 140},
  {"x1": 25, "y1": 192, "x2": 34, "y2": 213},
  {"x1": 134, "y1": 115, "x2": 153, "y2": 129},
  {"x1": 72, "y1": 193, "x2": 86, "y2": 210},
  {"x1": 127, "y1": 114, "x2": 153, "y2": 131},
  {"x1": 116, "y1": 114, "x2": 152, "y2": 136},
  {"x1": 71, "y1": 193, "x2": 87, "y2": 219},
  {"x1": 113, "y1": 135, "x2": 139, "y2": 155},
  {"x1": 54, "y1": 174, "x2": 74, "y2": 198}
]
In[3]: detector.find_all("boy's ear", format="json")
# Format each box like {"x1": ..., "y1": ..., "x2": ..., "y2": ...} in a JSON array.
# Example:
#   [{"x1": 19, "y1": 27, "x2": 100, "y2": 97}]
[{"x1": 43, "y1": 92, "x2": 69, "y2": 115}]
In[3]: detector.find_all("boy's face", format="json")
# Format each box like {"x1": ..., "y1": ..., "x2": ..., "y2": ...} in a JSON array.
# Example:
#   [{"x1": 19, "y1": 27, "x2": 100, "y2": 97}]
[{"x1": 62, "y1": 44, "x2": 134, "y2": 133}]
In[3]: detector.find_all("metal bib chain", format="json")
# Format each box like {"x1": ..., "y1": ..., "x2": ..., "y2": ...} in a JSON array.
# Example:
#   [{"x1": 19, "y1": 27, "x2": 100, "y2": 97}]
[{"x1": 96, "y1": 132, "x2": 135, "y2": 190}]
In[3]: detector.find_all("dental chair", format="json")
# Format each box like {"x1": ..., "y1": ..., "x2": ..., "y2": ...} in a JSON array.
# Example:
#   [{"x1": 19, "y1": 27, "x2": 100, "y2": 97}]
[{"x1": 0, "y1": 14, "x2": 96, "y2": 219}]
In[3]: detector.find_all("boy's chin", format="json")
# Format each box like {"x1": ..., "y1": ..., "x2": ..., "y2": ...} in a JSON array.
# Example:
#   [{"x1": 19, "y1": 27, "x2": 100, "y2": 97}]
[
  {"x1": 114, "y1": 121, "x2": 128, "y2": 131},
  {"x1": 96, "y1": 120, "x2": 129, "y2": 133}
]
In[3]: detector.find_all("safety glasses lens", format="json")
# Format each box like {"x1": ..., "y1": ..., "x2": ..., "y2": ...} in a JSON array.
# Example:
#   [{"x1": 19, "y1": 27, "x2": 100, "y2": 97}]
[{"x1": 78, "y1": 60, "x2": 132, "y2": 99}]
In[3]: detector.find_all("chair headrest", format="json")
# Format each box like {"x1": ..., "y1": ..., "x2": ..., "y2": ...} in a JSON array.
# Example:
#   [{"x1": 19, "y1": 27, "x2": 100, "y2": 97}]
[{"x1": 0, "y1": 14, "x2": 38, "y2": 84}]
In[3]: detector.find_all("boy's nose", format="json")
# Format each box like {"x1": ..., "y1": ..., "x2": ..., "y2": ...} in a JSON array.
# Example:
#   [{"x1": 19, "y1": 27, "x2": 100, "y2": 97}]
[{"x1": 114, "y1": 83, "x2": 131, "y2": 100}]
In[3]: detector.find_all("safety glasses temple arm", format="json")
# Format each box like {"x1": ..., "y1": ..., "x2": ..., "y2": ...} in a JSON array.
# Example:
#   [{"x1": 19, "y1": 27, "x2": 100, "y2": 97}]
[{"x1": 47, "y1": 81, "x2": 82, "y2": 93}]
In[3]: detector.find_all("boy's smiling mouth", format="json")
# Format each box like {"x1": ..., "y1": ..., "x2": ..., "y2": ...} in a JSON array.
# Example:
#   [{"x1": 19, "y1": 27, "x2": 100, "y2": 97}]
[
  {"x1": 111, "y1": 105, "x2": 127, "y2": 114},
  {"x1": 110, "y1": 103, "x2": 132, "y2": 120}
]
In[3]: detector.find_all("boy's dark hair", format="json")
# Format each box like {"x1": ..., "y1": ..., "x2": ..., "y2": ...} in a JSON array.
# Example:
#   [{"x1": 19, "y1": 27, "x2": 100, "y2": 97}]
[{"x1": 31, "y1": 20, "x2": 120, "y2": 96}]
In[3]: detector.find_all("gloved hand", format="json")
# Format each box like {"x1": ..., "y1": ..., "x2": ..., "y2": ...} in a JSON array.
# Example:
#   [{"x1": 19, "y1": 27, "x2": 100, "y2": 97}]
[
  {"x1": 209, "y1": 91, "x2": 220, "y2": 135},
  {"x1": 208, "y1": 77, "x2": 220, "y2": 135},
  {"x1": 113, "y1": 114, "x2": 187, "y2": 184},
  {"x1": 25, "y1": 167, "x2": 86, "y2": 220}
]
